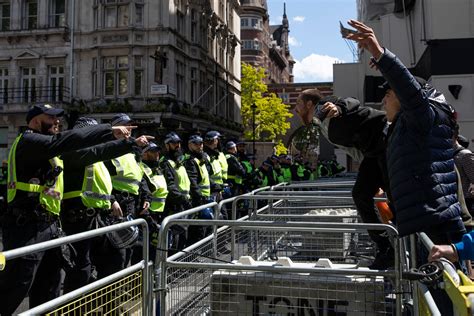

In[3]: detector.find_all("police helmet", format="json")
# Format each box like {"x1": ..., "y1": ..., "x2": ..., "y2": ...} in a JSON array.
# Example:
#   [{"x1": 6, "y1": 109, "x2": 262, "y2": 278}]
[
  {"x1": 164, "y1": 132, "x2": 182, "y2": 144},
  {"x1": 111, "y1": 113, "x2": 132, "y2": 126},
  {"x1": 204, "y1": 130, "x2": 222, "y2": 141},
  {"x1": 188, "y1": 135, "x2": 203, "y2": 144},
  {"x1": 101, "y1": 215, "x2": 139, "y2": 249}
]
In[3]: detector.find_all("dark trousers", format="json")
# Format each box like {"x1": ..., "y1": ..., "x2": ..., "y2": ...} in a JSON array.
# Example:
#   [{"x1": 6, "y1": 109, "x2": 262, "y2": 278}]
[
  {"x1": 0, "y1": 215, "x2": 62, "y2": 316},
  {"x1": 352, "y1": 155, "x2": 392, "y2": 251},
  {"x1": 90, "y1": 235, "x2": 127, "y2": 280},
  {"x1": 61, "y1": 215, "x2": 95, "y2": 293}
]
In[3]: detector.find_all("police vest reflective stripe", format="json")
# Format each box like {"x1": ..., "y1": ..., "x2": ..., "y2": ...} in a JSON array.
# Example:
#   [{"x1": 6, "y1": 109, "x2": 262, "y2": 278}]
[
  {"x1": 194, "y1": 157, "x2": 211, "y2": 197},
  {"x1": 63, "y1": 162, "x2": 113, "y2": 209},
  {"x1": 167, "y1": 160, "x2": 191, "y2": 195},
  {"x1": 141, "y1": 163, "x2": 168, "y2": 213},
  {"x1": 218, "y1": 151, "x2": 228, "y2": 180},
  {"x1": 7, "y1": 134, "x2": 64, "y2": 215},
  {"x1": 208, "y1": 156, "x2": 223, "y2": 184},
  {"x1": 111, "y1": 153, "x2": 143, "y2": 195}
]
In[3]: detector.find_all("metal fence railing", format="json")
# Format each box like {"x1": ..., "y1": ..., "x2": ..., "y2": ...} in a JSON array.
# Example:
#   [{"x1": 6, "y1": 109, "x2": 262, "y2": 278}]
[
  {"x1": 157, "y1": 219, "x2": 404, "y2": 315},
  {"x1": 0, "y1": 219, "x2": 151, "y2": 316}
]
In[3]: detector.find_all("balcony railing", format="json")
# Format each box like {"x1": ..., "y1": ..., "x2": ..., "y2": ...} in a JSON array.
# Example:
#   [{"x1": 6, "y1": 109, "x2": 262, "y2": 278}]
[{"x1": 0, "y1": 86, "x2": 70, "y2": 105}]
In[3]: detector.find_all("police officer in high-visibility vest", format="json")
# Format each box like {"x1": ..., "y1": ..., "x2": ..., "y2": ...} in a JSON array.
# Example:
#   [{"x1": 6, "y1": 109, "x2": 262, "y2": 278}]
[
  {"x1": 270, "y1": 154, "x2": 284, "y2": 183},
  {"x1": 184, "y1": 135, "x2": 213, "y2": 245},
  {"x1": 293, "y1": 155, "x2": 310, "y2": 181},
  {"x1": 225, "y1": 141, "x2": 246, "y2": 197},
  {"x1": 279, "y1": 154, "x2": 293, "y2": 183},
  {"x1": 160, "y1": 132, "x2": 192, "y2": 253},
  {"x1": 104, "y1": 113, "x2": 151, "y2": 218},
  {"x1": 103, "y1": 113, "x2": 151, "y2": 266},
  {"x1": 204, "y1": 131, "x2": 225, "y2": 199},
  {"x1": 0, "y1": 104, "x2": 135, "y2": 315},
  {"x1": 61, "y1": 117, "x2": 151, "y2": 292},
  {"x1": 137, "y1": 141, "x2": 168, "y2": 262}
]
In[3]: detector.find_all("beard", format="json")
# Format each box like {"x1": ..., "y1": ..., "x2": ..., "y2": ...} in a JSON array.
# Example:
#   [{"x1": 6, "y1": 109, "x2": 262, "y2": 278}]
[
  {"x1": 193, "y1": 150, "x2": 204, "y2": 159},
  {"x1": 170, "y1": 148, "x2": 183, "y2": 159},
  {"x1": 40, "y1": 121, "x2": 56, "y2": 135}
]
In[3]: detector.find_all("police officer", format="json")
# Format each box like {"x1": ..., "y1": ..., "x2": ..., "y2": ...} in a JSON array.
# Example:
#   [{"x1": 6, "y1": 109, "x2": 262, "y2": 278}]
[
  {"x1": 61, "y1": 117, "x2": 151, "y2": 292},
  {"x1": 225, "y1": 141, "x2": 246, "y2": 197},
  {"x1": 204, "y1": 131, "x2": 225, "y2": 201},
  {"x1": 293, "y1": 155, "x2": 310, "y2": 181},
  {"x1": 160, "y1": 132, "x2": 191, "y2": 253},
  {"x1": 136, "y1": 142, "x2": 168, "y2": 263},
  {"x1": 0, "y1": 104, "x2": 134, "y2": 315},
  {"x1": 102, "y1": 113, "x2": 151, "y2": 265},
  {"x1": 279, "y1": 155, "x2": 293, "y2": 183},
  {"x1": 184, "y1": 135, "x2": 212, "y2": 245},
  {"x1": 104, "y1": 113, "x2": 151, "y2": 217},
  {"x1": 270, "y1": 155, "x2": 284, "y2": 183}
]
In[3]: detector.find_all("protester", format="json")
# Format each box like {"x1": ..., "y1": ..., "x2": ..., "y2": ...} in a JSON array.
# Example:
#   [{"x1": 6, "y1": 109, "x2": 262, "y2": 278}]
[
  {"x1": 346, "y1": 19, "x2": 465, "y2": 245},
  {"x1": 295, "y1": 88, "x2": 392, "y2": 269}
]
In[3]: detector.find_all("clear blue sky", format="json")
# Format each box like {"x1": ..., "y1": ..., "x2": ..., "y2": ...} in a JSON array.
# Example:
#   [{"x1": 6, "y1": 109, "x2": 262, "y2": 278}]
[{"x1": 267, "y1": 0, "x2": 357, "y2": 82}]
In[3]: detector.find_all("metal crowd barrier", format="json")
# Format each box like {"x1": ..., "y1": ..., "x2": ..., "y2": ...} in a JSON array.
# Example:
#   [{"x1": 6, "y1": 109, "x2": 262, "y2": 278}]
[
  {"x1": 416, "y1": 232, "x2": 474, "y2": 316},
  {"x1": 0, "y1": 219, "x2": 151, "y2": 316},
  {"x1": 157, "y1": 219, "x2": 404, "y2": 315}
]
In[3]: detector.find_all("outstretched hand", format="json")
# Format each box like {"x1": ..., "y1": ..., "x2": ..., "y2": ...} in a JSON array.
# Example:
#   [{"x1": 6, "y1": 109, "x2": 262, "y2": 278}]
[
  {"x1": 344, "y1": 20, "x2": 384, "y2": 60},
  {"x1": 112, "y1": 125, "x2": 137, "y2": 139},
  {"x1": 135, "y1": 135, "x2": 155, "y2": 147}
]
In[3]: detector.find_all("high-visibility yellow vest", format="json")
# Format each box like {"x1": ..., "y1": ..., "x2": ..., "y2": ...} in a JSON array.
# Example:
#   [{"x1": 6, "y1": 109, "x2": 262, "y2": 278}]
[
  {"x1": 273, "y1": 169, "x2": 284, "y2": 183},
  {"x1": 63, "y1": 162, "x2": 113, "y2": 210},
  {"x1": 111, "y1": 153, "x2": 143, "y2": 195},
  {"x1": 225, "y1": 154, "x2": 243, "y2": 185},
  {"x1": 7, "y1": 134, "x2": 63, "y2": 215},
  {"x1": 218, "y1": 151, "x2": 228, "y2": 180},
  {"x1": 258, "y1": 170, "x2": 268, "y2": 187},
  {"x1": 296, "y1": 163, "x2": 306, "y2": 178},
  {"x1": 208, "y1": 156, "x2": 223, "y2": 185},
  {"x1": 167, "y1": 160, "x2": 191, "y2": 195},
  {"x1": 241, "y1": 160, "x2": 253, "y2": 174},
  {"x1": 141, "y1": 163, "x2": 168, "y2": 213},
  {"x1": 194, "y1": 157, "x2": 211, "y2": 197},
  {"x1": 281, "y1": 166, "x2": 292, "y2": 182}
]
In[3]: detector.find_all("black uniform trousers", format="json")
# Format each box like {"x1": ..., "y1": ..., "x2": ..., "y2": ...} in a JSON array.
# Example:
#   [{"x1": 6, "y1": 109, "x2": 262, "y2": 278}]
[
  {"x1": 0, "y1": 213, "x2": 61, "y2": 316},
  {"x1": 351, "y1": 155, "x2": 392, "y2": 251},
  {"x1": 61, "y1": 212, "x2": 96, "y2": 293}
]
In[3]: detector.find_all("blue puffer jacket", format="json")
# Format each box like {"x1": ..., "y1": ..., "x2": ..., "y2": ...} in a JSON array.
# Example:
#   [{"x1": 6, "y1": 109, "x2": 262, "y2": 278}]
[{"x1": 377, "y1": 49, "x2": 461, "y2": 237}]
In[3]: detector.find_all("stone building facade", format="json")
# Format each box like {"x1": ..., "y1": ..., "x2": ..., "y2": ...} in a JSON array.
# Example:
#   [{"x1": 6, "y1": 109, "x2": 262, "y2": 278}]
[
  {"x1": 0, "y1": 0, "x2": 242, "y2": 160},
  {"x1": 240, "y1": 0, "x2": 293, "y2": 84}
]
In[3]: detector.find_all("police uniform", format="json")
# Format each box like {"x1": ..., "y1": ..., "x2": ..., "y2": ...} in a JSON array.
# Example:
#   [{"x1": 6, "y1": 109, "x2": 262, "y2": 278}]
[
  {"x1": 135, "y1": 142, "x2": 168, "y2": 263},
  {"x1": 159, "y1": 132, "x2": 191, "y2": 253},
  {"x1": 225, "y1": 142, "x2": 246, "y2": 197},
  {"x1": 61, "y1": 117, "x2": 137, "y2": 292},
  {"x1": 184, "y1": 135, "x2": 212, "y2": 245},
  {"x1": 0, "y1": 104, "x2": 118, "y2": 315}
]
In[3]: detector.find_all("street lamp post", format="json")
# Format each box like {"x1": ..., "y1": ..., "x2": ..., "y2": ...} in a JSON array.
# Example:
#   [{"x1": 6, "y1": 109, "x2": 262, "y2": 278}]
[{"x1": 251, "y1": 103, "x2": 257, "y2": 155}]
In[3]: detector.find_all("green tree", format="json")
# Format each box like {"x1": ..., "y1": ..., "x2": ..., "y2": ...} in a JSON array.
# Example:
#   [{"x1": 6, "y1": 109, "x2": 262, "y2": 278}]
[{"x1": 241, "y1": 63, "x2": 293, "y2": 144}]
